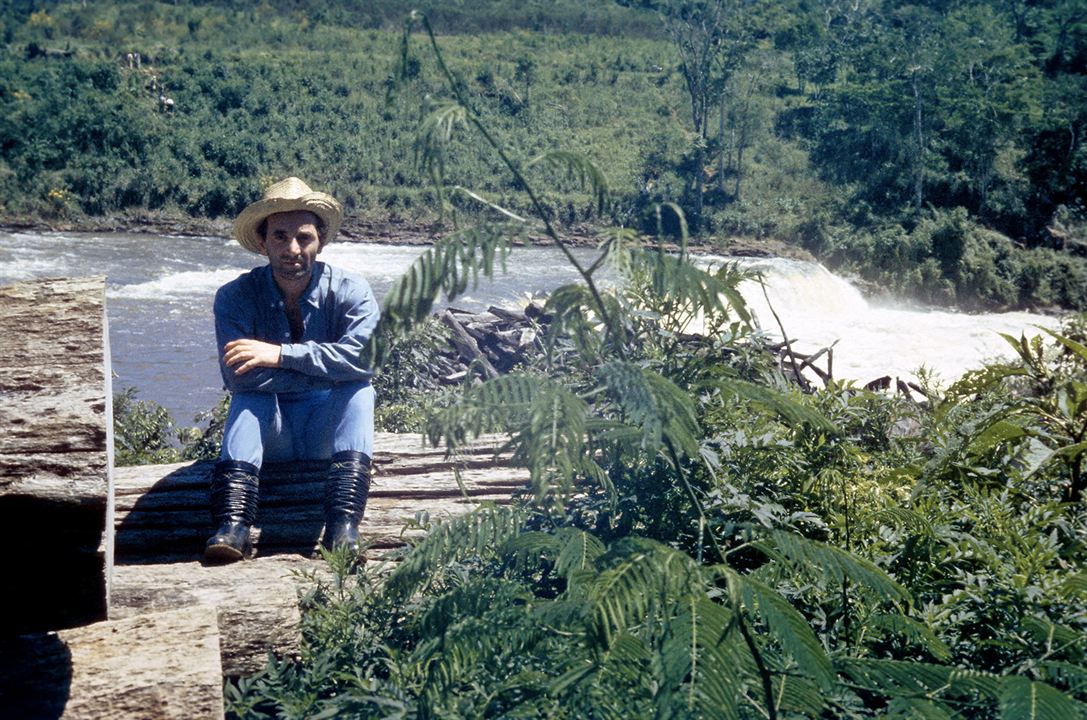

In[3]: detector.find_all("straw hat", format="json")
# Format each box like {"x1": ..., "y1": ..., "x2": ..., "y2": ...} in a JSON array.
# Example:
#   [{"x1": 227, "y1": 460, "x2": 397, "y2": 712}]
[{"x1": 233, "y1": 177, "x2": 343, "y2": 253}]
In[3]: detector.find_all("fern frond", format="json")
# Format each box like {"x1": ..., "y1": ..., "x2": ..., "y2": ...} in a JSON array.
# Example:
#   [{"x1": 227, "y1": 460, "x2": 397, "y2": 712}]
[
  {"x1": 597, "y1": 360, "x2": 700, "y2": 460},
  {"x1": 886, "y1": 697, "x2": 955, "y2": 719},
  {"x1": 839, "y1": 657, "x2": 1003, "y2": 700},
  {"x1": 657, "y1": 595, "x2": 742, "y2": 720},
  {"x1": 1059, "y1": 573, "x2": 1087, "y2": 599},
  {"x1": 707, "y1": 378, "x2": 838, "y2": 434},
  {"x1": 418, "y1": 576, "x2": 534, "y2": 639},
  {"x1": 501, "y1": 527, "x2": 606, "y2": 581},
  {"x1": 543, "y1": 282, "x2": 627, "y2": 362},
  {"x1": 588, "y1": 537, "x2": 702, "y2": 646},
  {"x1": 385, "y1": 504, "x2": 528, "y2": 601},
  {"x1": 720, "y1": 569, "x2": 835, "y2": 690},
  {"x1": 1021, "y1": 615, "x2": 1087, "y2": 655},
  {"x1": 528, "y1": 150, "x2": 609, "y2": 214},
  {"x1": 414, "y1": 99, "x2": 468, "y2": 194},
  {"x1": 774, "y1": 675, "x2": 827, "y2": 717},
  {"x1": 760, "y1": 530, "x2": 910, "y2": 605},
  {"x1": 366, "y1": 223, "x2": 516, "y2": 368},
  {"x1": 554, "y1": 528, "x2": 607, "y2": 578},
  {"x1": 613, "y1": 246, "x2": 753, "y2": 326},
  {"x1": 868, "y1": 507, "x2": 936, "y2": 540},
  {"x1": 867, "y1": 612, "x2": 952, "y2": 661},
  {"x1": 999, "y1": 676, "x2": 1083, "y2": 720},
  {"x1": 424, "y1": 372, "x2": 605, "y2": 502},
  {"x1": 1039, "y1": 661, "x2": 1087, "y2": 696}
]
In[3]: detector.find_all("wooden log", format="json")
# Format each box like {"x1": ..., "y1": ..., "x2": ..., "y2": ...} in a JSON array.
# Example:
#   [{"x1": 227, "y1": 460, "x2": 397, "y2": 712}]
[
  {"x1": 487, "y1": 305, "x2": 528, "y2": 323},
  {"x1": 0, "y1": 277, "x2": 111, "y2": 634},
  {"x1": 0, "y1": 606, "x2": 223, "y2": 719},
  {"x1": 440, "y1": 310, "x2": 500, "y2": 378},
  {"x1": 112, "y1": 434, "x2": 528, "y2": 561},
  {"x1": 107, "y1": 433, "x2": 526, "y2": 676},
  {"x1": 109, "y1": 558, "x2": 319, "y2": 677}
]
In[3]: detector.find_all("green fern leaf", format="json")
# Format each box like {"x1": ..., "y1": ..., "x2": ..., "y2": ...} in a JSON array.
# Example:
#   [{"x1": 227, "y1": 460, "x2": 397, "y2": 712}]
[
  {"x1": 528, "y1": 150, "x2": 609, "y2": 214},
  {"x1": 886, "y1": 697, "x2": 955, "y2": 719},
  {"x1": 867, "y1": 612, "x2": 952, "y2": 661},
  {"x1": 722, "y1": 570, "x2": 834, "y2": 690},
  {"x1": 1059, "y1": 573, "x2": 1087, "y2": 598},
  {"x1": 1038, "y1": 661, "x2": 1087, "y2": 696},
  {"x1": 658, "y1": 595, "x2": 742, "y2": 720},
  {"x1": 709, "y1": 378, "x2": 838, "y2": 434},
  {"x1": 366, "y1": 223, "x2": 516, "y2": 368},
  {"x1": 839, "y1": 658, "x2": 1003, "y2": 700},
  {"x1": 762, "y1": 530, "x2": 910, "y2": 604},
  {"x1": 773, "y1": 675, "x2": 827, "y2": 717},
  {"x1": 598, "y1": 360, "x2": 700, "y2": 459},
  {"x1": 999, "y1": 676, "x2": 1082, "y2": 720},
  {"x1": 385, "y1": 504, "x2": 527, "y2": 601},
  {"x1": 612, "y1": 246, "x2": 753, "y2": 326},
  {"x1": 555, "y1": 528, "x2": 607, "y2": 578}
]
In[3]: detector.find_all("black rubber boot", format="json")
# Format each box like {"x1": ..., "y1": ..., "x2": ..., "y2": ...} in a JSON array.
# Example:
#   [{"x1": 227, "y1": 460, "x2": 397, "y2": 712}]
[
  {"x1": 205, "y1": 459, "x2": 260, "y2": 563},
  {"x1": 322, "y1": 450, "x2": 371, "y2": 555}
]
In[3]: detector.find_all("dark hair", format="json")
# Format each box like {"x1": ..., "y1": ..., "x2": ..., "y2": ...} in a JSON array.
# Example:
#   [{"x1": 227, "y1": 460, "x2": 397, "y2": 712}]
[{"x1": 257, "y1": 211, "x2": 327, "y2": 244}]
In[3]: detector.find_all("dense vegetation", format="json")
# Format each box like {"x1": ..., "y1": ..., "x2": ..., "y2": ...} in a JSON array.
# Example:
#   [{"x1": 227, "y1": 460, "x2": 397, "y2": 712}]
[
  {"x1": 2, "y1": 0, "x2": 1086, "y2": 309},
  {"x1": 122, "y1": 17, "x2": 1087, "y2": 719}
]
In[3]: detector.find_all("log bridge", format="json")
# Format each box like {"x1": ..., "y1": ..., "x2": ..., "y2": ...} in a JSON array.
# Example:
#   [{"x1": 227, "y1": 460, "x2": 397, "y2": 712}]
[{"x1": 0, "y1": 277, "x2": 527, "y2": 719}]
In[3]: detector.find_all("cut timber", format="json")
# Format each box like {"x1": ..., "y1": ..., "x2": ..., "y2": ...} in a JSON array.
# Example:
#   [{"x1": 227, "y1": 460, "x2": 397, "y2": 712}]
[
  {"x1": 0, "y1": 276, "x2": 112, "y2": 634},
  {"x1": 110, "y1": 432, "x2": 527, "y2": 676},
  {"x1": 0, "y1": 606, "x2": 223, "y2": 719},
  {"x1": 110, "y1": 557, "x2": 314, "y2": 677}
]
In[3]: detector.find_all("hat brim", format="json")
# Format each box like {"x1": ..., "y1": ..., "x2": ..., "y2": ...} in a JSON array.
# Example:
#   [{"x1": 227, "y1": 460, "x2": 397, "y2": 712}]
[{"x1": 232, "y1": 193, "x2": 343, "y2": 254}]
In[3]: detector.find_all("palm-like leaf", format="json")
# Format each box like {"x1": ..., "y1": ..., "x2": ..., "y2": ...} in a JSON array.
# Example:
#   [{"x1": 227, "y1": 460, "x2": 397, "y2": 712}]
[
  {"x1": 385, "y1": 504, "x2": 527, "y2": 601},
  {"x1": 598, "y1": 360, "x2": 700, "y2": 459},
  {"x1": 366, "y1": 223, "x2": 516, "y2": 368},
  {"x1": 528, "y1": 150, "x2": 609, "y2": 214},
  {"x1": 760, "y1": 529, "x2": 910, "y2": 605}
]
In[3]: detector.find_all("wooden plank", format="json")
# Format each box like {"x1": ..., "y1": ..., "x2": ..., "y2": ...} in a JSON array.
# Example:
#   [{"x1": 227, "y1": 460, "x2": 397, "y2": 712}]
[
  {"x1": 0, "y1": 276, "x2": 111, "y2": 633},
  {"x1": 110, "y1": 558, "x2": 320, "y2": 677},
  {"x1": 107, "y1": 433, "x2": 526, "y2": 677},
  {"x1": 0, "y1": 606, "x2": 223, "y2": 719},
  {"x1": 112, "y1": 433, "x2": 528, "y2": 561}
]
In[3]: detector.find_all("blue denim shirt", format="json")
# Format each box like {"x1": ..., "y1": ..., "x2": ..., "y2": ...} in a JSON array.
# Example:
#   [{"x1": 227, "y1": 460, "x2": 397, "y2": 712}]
[{"x1": 213, "y1": 262, "x2": 379, "y2": 394}]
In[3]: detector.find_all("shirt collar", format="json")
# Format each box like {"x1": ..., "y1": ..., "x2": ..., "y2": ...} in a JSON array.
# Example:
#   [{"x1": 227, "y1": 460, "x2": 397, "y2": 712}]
[{"x1": 259, "y1": 262, "x2": 325, "y2": 309}]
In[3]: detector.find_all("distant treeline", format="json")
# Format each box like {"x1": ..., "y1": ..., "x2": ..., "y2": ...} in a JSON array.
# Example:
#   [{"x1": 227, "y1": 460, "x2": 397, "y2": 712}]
[{"x1": 1, "y1": 0, "x2": 1085, "y2": 309}]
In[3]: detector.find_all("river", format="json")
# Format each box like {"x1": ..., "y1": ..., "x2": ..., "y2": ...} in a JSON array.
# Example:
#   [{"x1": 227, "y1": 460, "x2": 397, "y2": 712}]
[{"x1": 0, "y1": 230, "x2": 1060, "y2": 426}]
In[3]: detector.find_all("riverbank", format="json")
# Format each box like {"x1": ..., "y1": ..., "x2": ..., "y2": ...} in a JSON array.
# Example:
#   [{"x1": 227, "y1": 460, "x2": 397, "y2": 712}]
[{"x1": 0, "y1": 211, "x2": 815, "y2": 261}]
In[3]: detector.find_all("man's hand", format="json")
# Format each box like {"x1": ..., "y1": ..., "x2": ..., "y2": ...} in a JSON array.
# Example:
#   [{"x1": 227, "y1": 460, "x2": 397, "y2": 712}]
[{"x1": 223, "y1": 339, "x2": 282, "y2": 375}]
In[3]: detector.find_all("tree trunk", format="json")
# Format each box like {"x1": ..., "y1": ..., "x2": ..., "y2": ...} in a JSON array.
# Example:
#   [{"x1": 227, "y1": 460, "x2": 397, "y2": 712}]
[{"x1": 912, "y1": 70, "x2": 924, "y2": 210}]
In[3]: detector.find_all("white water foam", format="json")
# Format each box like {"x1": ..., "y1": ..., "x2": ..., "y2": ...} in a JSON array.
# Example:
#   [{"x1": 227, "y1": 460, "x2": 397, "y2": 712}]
[
  {"x1": 697, "y1": 255, "x2": 1061, "y2": 386},
  {"x1": 109, "y1": 268, "x2": 248, "y2": 300}
]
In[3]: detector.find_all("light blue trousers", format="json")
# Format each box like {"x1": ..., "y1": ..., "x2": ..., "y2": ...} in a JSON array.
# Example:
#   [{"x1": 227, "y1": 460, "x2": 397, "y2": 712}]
[{"x1": 219, "y1": 382, "x2": 374, "y2": 469}]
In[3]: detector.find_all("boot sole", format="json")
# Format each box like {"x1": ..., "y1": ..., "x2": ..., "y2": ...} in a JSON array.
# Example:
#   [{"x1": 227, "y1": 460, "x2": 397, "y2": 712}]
[{"x1": 204, "y1": 542, "x2": 245, "y2": 563}]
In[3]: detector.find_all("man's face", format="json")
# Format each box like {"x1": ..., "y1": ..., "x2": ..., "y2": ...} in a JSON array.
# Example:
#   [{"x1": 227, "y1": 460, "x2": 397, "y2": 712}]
[{"x1": 259, "y1": 210, "x2": 322, "y2": 282}]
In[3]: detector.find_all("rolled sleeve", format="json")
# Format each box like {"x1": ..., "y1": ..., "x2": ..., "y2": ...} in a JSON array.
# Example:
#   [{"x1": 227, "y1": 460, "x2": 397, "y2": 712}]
[{"x1": 214, "y1": 277, "x2": 334, "y2": 394}]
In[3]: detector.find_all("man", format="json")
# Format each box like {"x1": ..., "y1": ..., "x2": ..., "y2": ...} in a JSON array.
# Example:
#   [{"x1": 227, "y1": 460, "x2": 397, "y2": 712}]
[{"x1": 205, "y1": 177, "x2": 379, "y2": 563}]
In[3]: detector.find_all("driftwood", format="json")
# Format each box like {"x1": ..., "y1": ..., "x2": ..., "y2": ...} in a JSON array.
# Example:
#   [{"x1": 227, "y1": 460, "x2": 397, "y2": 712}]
[
  {"x1": 109, "y1": 432, "x2": 528, "y2": 676},
  {"x1": 0, "y1": 277, "x2": 112, "y2": 634},
  {"x1": 0, "y1": 606, "x2": 223, "y2": 719}
]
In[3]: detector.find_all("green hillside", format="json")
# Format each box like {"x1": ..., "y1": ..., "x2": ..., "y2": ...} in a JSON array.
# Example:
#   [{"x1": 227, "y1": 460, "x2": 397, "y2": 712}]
[{"x1": 2, "y1": 0, "x2": 1085, "y2": 308}]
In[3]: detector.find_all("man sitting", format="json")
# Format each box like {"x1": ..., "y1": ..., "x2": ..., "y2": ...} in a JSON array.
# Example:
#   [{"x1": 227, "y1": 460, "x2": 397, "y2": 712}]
[{"x1": 205, "y1": 177, "x2": 379, "y2": 562}]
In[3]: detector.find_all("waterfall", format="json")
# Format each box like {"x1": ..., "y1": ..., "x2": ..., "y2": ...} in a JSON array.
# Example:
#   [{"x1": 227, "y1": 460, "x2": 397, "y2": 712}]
[{"x1": 703, "y1": 256, "x2": 1060, "y2": 388}]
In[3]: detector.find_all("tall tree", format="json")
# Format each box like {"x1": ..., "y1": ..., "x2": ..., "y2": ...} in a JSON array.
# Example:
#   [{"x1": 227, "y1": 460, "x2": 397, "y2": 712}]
[{"x1": 659, "y1": 0, "x2": 751, "y2": 222}]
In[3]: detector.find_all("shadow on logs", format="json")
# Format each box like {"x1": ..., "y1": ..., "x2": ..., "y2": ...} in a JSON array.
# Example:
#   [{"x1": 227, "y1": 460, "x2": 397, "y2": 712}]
[
  {"x1": 0, "y1": 633, "x2": 72, "y2": 719},
  {"x1": 114, "y1": 460, "x2": 331, "y2": 565}
]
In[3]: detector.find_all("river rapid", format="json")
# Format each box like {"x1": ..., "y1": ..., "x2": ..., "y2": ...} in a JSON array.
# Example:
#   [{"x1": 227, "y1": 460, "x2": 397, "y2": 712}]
[{"x1": 0, "y1": 230, "x2": 1060, "y2": 426}]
